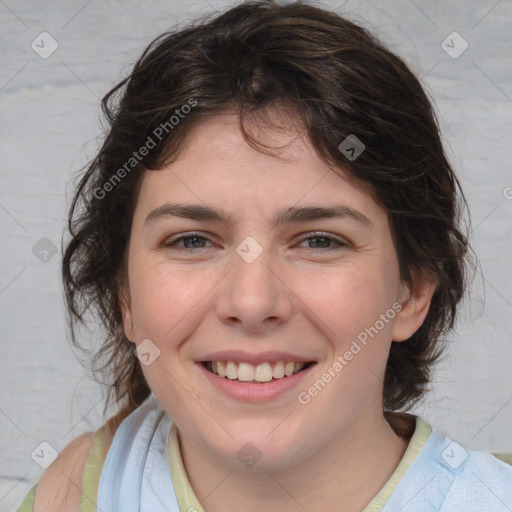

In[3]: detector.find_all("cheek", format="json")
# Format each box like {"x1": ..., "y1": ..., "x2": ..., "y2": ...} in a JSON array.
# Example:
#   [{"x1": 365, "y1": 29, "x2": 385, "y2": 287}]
[
  {"x1": 128, "y1": 260, "x2": 218, "y2": 340},
  {"x1": 302, "y1": 266, "x2": 398, "y2": 344}
]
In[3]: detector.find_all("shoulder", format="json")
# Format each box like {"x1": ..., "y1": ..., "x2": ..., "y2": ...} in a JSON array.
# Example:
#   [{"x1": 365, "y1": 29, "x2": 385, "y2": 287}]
[
  {"x1": 444, "y1": 448, "x2": 512, "y2": 508},
  {"x1": 33, "y1": 431, "x2": 94, "y2": 512},
  {"x1": 31, "y1": 406, "x2": 134, "y2": 512},
  {"x1": 422, "y1": 427, "x2": 512, "y2": 510}
]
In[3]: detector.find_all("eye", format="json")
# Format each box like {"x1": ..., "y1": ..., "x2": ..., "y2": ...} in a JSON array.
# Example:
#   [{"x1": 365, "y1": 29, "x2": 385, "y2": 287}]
[
  {"x1": 296, "y1": 232, "x2": 349, "y2": 251},
  {"x1": 164, "y1": 232, "x2": 214, "y2": 251},
  {"x1": 163, "y1": 231, "x2": 350, "y2": 253}
]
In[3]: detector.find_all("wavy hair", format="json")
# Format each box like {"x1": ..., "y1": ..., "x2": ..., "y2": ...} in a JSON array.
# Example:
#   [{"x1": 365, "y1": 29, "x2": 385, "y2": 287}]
[{"x1": 62, "y1": 0, "x2": 471, "y2": 424}]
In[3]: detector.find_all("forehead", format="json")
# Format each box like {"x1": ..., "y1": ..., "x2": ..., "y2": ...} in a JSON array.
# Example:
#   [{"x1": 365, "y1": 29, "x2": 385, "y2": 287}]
[
  {"x1": 172, "y1": 110, "x2": 322, "y2": 176},
  {"x1": 134, "y1": 112, "x2": 385, "y2": 227}
]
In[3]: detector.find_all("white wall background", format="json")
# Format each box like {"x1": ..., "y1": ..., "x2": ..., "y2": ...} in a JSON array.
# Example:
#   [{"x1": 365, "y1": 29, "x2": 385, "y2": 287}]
[{"x1": 1, "y1": 0, "x2": 511, "y2": 509}]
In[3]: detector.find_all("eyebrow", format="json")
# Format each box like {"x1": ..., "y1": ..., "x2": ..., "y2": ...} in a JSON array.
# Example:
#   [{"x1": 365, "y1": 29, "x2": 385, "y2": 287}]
[{"x1": 144, "y1": 203, "x2": 372, "y2": 229}]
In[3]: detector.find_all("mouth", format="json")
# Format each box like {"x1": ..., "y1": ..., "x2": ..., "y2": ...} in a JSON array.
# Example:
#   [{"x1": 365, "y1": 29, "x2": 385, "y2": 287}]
[{"x1": 201, "y1": 360, "x2": 317, "y2": 384}]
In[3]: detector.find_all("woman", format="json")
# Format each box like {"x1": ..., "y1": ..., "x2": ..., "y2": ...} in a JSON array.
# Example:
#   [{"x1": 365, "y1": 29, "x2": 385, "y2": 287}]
[{"x1": 17, "y1": 1, "x2": 512, "y2": 510}]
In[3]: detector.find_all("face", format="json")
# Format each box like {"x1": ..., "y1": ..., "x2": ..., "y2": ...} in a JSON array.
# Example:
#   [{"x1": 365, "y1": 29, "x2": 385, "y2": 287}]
[{"x1": 120, "y1": 111, "x2": 433, "y2": 471}]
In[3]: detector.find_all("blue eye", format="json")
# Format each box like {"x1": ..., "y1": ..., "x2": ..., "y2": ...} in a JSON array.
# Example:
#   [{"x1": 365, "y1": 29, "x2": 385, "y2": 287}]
[
  {"x1": 165, "y1": 232, "x2": 212, "y2": 250},
  {"x1": 163, "y1": 231, "x2": 349, "y2": 252},
  {"x1": 297, "y1": 233, "x2": 348, "y2": 251}
]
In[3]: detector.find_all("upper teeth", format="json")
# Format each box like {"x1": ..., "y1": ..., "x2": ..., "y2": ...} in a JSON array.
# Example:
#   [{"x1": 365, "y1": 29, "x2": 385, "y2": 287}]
[{"x1": 209, "y1": 361, "x2": 307, "y2": 382}]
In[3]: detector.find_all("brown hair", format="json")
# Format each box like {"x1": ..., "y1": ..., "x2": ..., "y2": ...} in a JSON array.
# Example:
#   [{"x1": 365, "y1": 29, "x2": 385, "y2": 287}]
[{"x1": 62, "y1": 0, "x2": 471, "y2": 424}]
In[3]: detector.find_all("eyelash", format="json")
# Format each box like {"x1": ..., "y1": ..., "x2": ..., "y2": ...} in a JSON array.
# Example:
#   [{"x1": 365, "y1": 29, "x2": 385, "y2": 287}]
[{"x1": 164, "y1": 231, "x2": 349, "y2": 253}]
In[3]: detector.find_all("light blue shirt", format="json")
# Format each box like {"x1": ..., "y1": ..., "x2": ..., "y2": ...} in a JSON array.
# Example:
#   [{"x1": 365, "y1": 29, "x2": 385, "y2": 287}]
[
  {"x1": 380, "y1": 424, "x2": 512, "y2": 511},
  {"x1": 96, "y1": 394, "x2": 512, "y2": 511}
]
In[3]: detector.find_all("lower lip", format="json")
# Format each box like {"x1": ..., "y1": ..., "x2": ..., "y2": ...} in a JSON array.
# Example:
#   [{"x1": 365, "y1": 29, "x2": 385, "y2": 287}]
[{"x1": 198, "y1": 362, "x2": 316, "y2": 403}]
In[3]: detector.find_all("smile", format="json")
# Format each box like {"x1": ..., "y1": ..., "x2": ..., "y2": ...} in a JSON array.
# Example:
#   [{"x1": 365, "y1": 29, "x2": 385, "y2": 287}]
[
  {"x1": 198, "y1": 359, "x2": 317, "y2": 402},
  {"x1": 202, "y1": 360, "x2": 315, "y2": 383}
]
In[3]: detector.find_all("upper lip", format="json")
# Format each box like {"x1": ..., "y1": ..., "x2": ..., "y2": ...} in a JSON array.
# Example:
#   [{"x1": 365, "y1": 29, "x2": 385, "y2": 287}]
[{"x1": 196, "y1": 350, "x2": 317, "y2": 365}]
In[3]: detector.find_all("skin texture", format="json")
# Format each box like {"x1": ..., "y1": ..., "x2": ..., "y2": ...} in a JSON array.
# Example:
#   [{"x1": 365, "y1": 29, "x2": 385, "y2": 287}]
[
  {"x1": 120, "y1": 111, "x2": 436, "y2": 511},
  {"x1": 33, "y1": 432, "x2": 93, "y2": 512}
]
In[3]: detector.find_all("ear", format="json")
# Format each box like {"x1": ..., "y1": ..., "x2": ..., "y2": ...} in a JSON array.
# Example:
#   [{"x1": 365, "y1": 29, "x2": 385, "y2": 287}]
[
  {"x1": 392, "y1": 269, "x2": 437, "y2": 342},
  {"x1": 118, "y1": 283, "x2": 136, "y2": 343}
]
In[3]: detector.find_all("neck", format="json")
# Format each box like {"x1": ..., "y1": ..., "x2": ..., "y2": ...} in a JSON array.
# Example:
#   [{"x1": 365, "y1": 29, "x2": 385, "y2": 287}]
[{"x1": 178, "y1": 410, "x2": 413, "y2": 512}]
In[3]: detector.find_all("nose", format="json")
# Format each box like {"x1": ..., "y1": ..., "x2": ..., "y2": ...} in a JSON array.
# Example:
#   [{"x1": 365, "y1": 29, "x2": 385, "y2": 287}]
[{"x1": 215, "y1": 244, "x2": 294, "y2": 333}]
